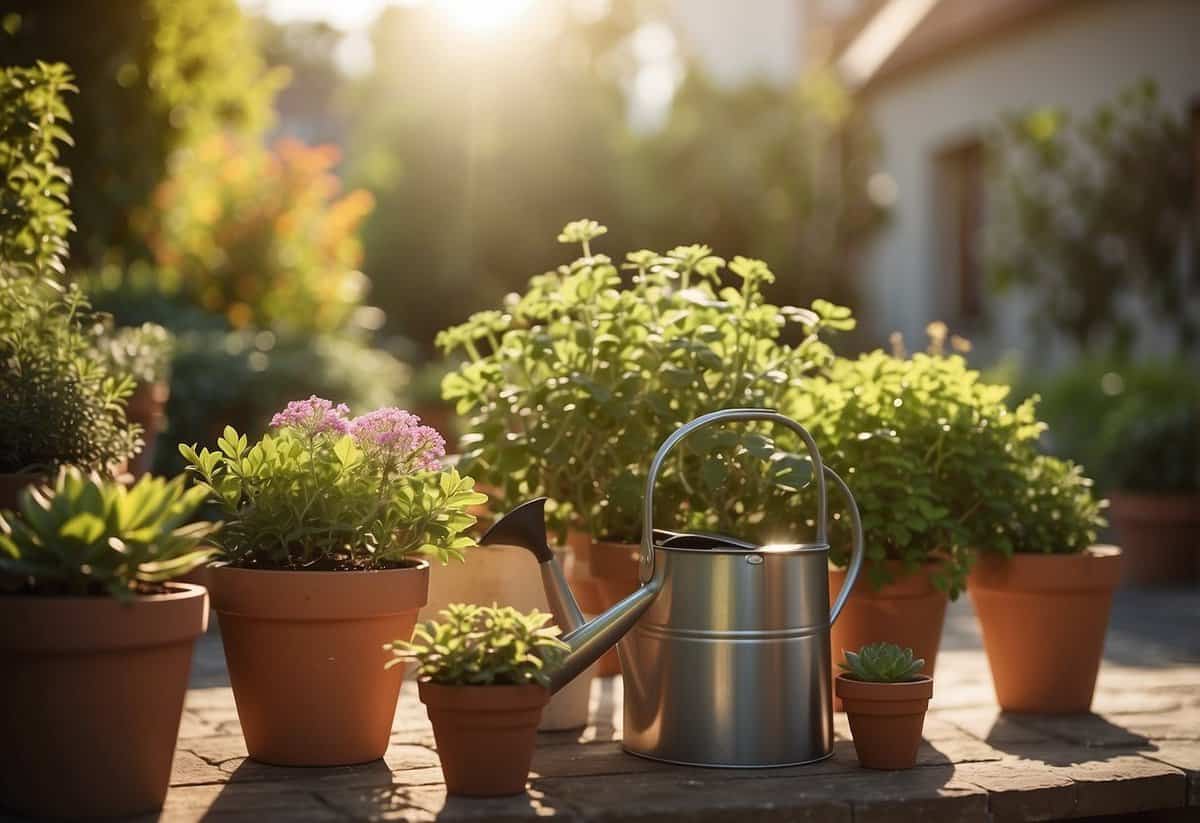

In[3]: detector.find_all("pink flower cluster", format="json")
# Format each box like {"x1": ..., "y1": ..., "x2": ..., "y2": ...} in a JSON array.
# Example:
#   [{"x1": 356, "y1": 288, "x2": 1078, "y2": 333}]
[
  {"x1": 349, "y1": 407, "x2": 446, "y2": 472},
  {"x1": 270, "y1": 397, "x2": 446, "y2": 472}
]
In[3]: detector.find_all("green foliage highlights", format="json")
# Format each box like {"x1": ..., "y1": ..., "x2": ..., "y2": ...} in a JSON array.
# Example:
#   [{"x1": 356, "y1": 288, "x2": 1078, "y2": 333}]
[
  {"x1": 0, "y1": 273, "x2": 141, "y2": 474},
  {"x1": 0, "y1": 468, "x2": 220, "y2": 598},
  {"x1": 988, "y1": 80, "x2": 1197, "y2": 353},
  {"x1": 439, "y1": 220, "x2": 855, "y2": 543},
  {"x1": 93, "y1": 321, "x2": 173, "y2": 386},
  {"x1": 0, "y1": 61, "x2": 75, "y2": 276},
  {"x1": 1029, "y1": 358, "x2": 1200, "y2": 494},
  {"x1": 180, "y1": 406, "x2": 487, "y2": 570},
  {"x1": 791, "y1": 326, "x2": 1065, "y2": 595},
  {"x1": 388, "y1": 603, "x2": 569, "y2": 687},
  {"x1": 1005, "y1": 455, "x2": 1106, "y2": 555},
  {"x1": 839, "y1": 642, "x2": 925, "y2": 683}
]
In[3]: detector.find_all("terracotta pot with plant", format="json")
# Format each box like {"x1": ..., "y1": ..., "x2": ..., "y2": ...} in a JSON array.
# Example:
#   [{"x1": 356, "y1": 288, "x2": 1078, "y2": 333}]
[
  {"x1": 181, "y1": 397, "x2": 487, "y2": 766},
  {"x1": 836, "y1": 642, "x2": 932, "y2": 770},
  {"x1": 0, "y1": 470, "x2": 219, "y2": 818},
  {"x1": 96, "y1": 322, "x2": 175, "y2": 479},
  {"x1": 438, "y1": 220, "x2": 855, "y2": 675},
  {"x1": 391, "y1": 603, "x2": 568, "y2": 796},
  {"x1": 970, "y1": 455, "x2": 1118, "y2": 713},
  {"x1": 797, "y1": 324, "x2": 1052, "y2": 708}
]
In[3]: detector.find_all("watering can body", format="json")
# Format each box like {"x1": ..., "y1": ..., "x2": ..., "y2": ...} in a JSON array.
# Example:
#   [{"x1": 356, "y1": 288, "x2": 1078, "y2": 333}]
[{"x1": 481, "y1": 408, "x2": 864, "y2": 768}]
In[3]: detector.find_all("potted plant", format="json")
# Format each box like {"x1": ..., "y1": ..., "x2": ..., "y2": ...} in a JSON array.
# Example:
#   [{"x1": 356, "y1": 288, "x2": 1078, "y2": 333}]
[
  {"x1": 438, "y1": 220, "x2": 854, "y2": 651},
  {"x1": 180, "y1": 397, "x2": 487, "y2": 766},
  {"x1": 836, "y1": 642, "x2": 932, "y2": 770},
  {"x1": 389, "y1": 603, "x2": 569, "y2": 796},
  {"x1": 793, "y1": 325, "x2": 1045, "y2": 700},
  {"x1": 95, "y1": 322, "x2": 174, "y2": 478},
  {"x1": 0, "y1": 470, "x2": 218, "y2": 818},
  {"x1": 969, "y1": 454, "x2": 1117, "y2": 713}
]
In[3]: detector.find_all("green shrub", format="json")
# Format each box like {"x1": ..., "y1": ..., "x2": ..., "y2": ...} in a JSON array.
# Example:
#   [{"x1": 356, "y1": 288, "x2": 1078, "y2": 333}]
[
  {"x1": 1004, "y1": 454, "x2": 1106, "y2": 554},
  {"x1": 93, "y1": 321, "x2": 173, "y2": 386},
  {"x1": 389, "y1": 603, "x2": 569, "y2": 687},
  {"x1": 0, "y1": 468, "x2": 219, "y2": 598},
  {"x1": 439, "y1": 220, "x2": 854, "y2": 543},
  {"x1": 839, "y1": 642, "x2": 925, "y2": 683}
]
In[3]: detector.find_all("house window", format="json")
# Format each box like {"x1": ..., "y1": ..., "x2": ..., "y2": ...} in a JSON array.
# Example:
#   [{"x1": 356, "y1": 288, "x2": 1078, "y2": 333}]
[{"x1": 934, "y1": 138, "x2": 985, "y2": 321}]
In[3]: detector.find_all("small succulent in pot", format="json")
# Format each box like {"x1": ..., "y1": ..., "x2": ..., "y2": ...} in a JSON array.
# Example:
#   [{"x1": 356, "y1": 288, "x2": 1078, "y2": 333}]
[
  {"x1": 835, "y1": 642, "x2": 933, "y2": 771},
  {"x1": 390, "y1": 603, "x2": 569, "y2": 797},
  {"x1": 0, "y1": 469, "x2": 218, "y2": 817}
]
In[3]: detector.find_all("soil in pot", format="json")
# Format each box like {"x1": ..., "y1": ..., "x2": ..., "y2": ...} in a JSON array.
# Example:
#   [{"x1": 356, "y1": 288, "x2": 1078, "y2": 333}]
[
  {"x1": 0, "y1": 583, "x2": 208, "y2": 818},
  {"x1": 420, "y1": 681, "x2": 549, "y2": 796},
  {"x1": 207, "y1": 562, "x2": 429, "y2": 766},
  {"x1": 828, "y1": 562, "x2": 947, "y2": 711},
  {"x1": 1108, "y1": 493, "x2": 1199, "y2": 586},
  {"x1": 835, "y1": 674, "x2": 933, "y2": 770},
  {"x1": 969, "y1": 546, "x2": 1121, "y2": 713}
]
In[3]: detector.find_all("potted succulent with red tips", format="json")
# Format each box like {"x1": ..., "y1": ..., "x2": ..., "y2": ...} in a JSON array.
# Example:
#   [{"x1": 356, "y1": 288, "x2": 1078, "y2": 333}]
[
  {"x1": 181, "y1": 397, "x2": 487, "y2": 766},
  {"x1": 836, "y1": 642, "x2": 932, "y2": 770},
  {"x1": 0, "y1": 470, "x2": 219, "y2": 818},
  {"x1": 389, "y1": 603, "x2": 569, "y2": 797}
]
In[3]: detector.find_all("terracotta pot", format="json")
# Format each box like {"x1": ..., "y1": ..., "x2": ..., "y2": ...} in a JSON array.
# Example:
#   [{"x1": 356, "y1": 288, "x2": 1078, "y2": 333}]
[
  {"x1": 968, "y1": 546, "x2": 1122, "y2": 713},
  {"x1": 1108, "y1": 493, "x2": 1199, "y2": 586},
  {"x1": 207, "y1": 562, "x2": 429, "y2": 765},
  {"x1": 0, "y1": 472, "x2": 42, "y2": 511},
  {"x1": 126, "y1": 381, "x2": 170, "y2": 479},
  {"x1": 420, "y1": 681, "x2": 548, "y2": 796},
  {"x1": 836, "y1": 674, "x2": 933, "y2": 770},
  {"x1": 0, "y1": 583, "x2": 208, "y2": 818},
  {"x1": 419, "y1": 544, "x2": 597, "y2": 731},
  {"x1": 828, "y1": 562, "x2": 948, "y2": 711},
  {"x1": 585, "y1": 537, "x2": 641, "y2": 677}
]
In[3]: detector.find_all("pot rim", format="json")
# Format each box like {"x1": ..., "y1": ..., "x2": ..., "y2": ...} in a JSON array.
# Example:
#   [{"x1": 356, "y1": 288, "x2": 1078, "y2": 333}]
[
  {"x1": 834, "y1": 672, "x2": 934, "y2": 702},
  {"x1": 968, "y1": 544, "x2": 1123, "y2": 593},
  {"x1": 418, "y1": 679, "x2": 550, "y2": 711}
]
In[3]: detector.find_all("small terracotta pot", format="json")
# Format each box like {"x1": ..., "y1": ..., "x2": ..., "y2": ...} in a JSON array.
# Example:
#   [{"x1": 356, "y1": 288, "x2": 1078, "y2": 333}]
[
  {"x1": 969, "y1": 546, "x2": 1121, "y2": 713},
  {"x1": 829, "y1": 562, "x2": 948, "y2": 711},
  {"x1": 125, "y1": 381, "x2": 170, "y2": 479},
  {"x1": 586, "y1": 537, "x2": 642, "y2": 677},
  {"x1": 207, "y1": 562, "x2": 429, "y2": 766},
  {"x1": 0, "y1": 583, "x2": 208, "y2": 818},
  {"x1": 836, "y1": 674, "x2": 933, "y2": 770},
  {"x1": 1108, "y1": 493, "x2": 1199, "y2": 586},
  {"x1": 420, "y1": 681, "x2": 549, "y2": 796}
]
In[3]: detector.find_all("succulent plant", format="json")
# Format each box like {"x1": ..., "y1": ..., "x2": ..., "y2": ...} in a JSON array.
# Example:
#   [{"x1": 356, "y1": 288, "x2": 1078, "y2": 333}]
[
  {"x1": 388, "y1": 603, "x2": 570, "y2": 687},
  {"x1": 839, "y1": 642, "x2": 926, "y2": 683},
  {"x1": 0, "y1": 468, "x2": 221, "y2": 599}
]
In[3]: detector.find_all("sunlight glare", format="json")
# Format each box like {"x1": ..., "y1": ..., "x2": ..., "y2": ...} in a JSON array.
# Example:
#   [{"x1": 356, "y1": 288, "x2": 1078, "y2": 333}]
[{"x1": 438, "y1": 0, "x2": 535, "y2": 32}]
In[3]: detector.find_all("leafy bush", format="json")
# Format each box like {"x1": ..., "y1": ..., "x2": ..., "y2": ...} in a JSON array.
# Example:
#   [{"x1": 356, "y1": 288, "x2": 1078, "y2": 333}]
[
  {"x1": 137, "y1": 136, "x2": 375, "y2": 333},
  {"x1": 181, "y1": 397, "x2": 487, "y2": 570},
  {"x1": 439, "y1": 220, "x2": 854, "y2": 543},
  {"x1": 388, "y1": 603, "x2": 569, "y2": 687},
  {"x1": 0, "y1": 468, "x2": 219, "y2": 598},
  {"x1": 791, "y1": 326, "x2": 1046, "y2": 594},
  {"x1": 1003, "y1": 455, "x2": 1107, "y2": 554},
  {"x1": 0, "y1": 274, "x2": 141, "y2": 474},
  {"x1": 839, "y1": 642, "x2": 925, "y2": 683},
  {"x1": 0, "y1": 61, "x2": 75, "y2": 276},
  {"x1": 93, "y1": 321, "x2": 173, "y2": 385}
]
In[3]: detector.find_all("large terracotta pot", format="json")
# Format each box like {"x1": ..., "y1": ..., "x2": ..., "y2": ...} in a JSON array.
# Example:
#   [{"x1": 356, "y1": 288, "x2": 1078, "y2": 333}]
[
  {"x1": 585, "y1": 537, "x2": 642, "y2": 677},
  {"x1": 968, "y1": 546, "x2": 1122, "y2": 713},
  {"x1": 1108, "y1": 493, "x2": 1199, "y2": 586},
  {"x1": 126, "y1": 381, "x2": 170, "y2": 479},
  {"x1": 207, "y1": 563, "x2": 429, "y2": 765},
  {"x1": 419, "y1": 544, "x2": 597, "y2": 731},
  {"x1": 829, "y1": 562, "x2": 948, "y2": 711},
  {"x1": 420, "y1": 681, "x2": 548, "y2": 797},
  {"x1": 836, "y1": 674, "x2": 933, "y2": 770},
  {"x1": 0, "y1": 583, "x2": 208, "y2": 818}
]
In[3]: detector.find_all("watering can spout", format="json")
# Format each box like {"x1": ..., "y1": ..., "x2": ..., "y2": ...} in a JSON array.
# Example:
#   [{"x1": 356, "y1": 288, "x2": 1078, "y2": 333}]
[{"x1": 480, "y1": 498, "x2": 663, "y2": 694}]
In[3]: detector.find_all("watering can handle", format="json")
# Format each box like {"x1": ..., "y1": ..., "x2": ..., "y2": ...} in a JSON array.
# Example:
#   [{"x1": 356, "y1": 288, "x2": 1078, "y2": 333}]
[
  {"x1": 640, "y1": 408, "x2": 863, "y2": 600},
  {"x1": 825, "y1": 465, "x2": 864, "y2": 625}
]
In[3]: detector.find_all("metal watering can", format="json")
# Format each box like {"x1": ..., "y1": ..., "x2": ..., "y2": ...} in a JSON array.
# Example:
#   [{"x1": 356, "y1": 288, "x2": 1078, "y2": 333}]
[{"x1": 481, "y1": 408, "x2": 864, "y2": 767}]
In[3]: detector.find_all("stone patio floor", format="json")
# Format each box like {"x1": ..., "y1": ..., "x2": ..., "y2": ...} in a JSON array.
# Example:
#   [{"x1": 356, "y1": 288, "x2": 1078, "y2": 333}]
[{"x1": 136, "y1": 590, "x2": 1199, "y2": 821}]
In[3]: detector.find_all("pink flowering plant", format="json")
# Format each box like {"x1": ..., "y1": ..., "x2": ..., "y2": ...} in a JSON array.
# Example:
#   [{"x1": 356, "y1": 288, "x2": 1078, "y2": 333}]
[{"x1": 179, "y1": 397, "x2": 487, "y2": 570}]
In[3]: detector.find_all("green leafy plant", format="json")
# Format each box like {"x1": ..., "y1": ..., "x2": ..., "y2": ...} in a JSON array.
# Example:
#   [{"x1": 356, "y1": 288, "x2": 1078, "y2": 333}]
[
  {"x1": 0, "y1": 468, "x2": 219, "y2": 598},
  {"x1": 0, "y1": 61, "x2": 75, "y2": 277},
  {"x1": 839, "y1": 642, "x2": 926, "y2": 683},
  {"x1": 94, "y1": 321, "x2": 173, "y2": 386},
  {"x1": 387, "y1": 603, "x2": 570, "y2": 687},
  {"x1": 1003, "y1": 454, "x2": 1106, "y2": 555},
  {"x1": 439, "y1": 219, "x2": 854, "y2": 543},
  {"x1": 791, "y1": 325, "x2": 1046, "y2": 595},
  {"x1": 180, "y1": 397, "x2": 487, "y2": 570},
  {"x1": 0, "y1": 273, "x2": 141, "y2": 474}
]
